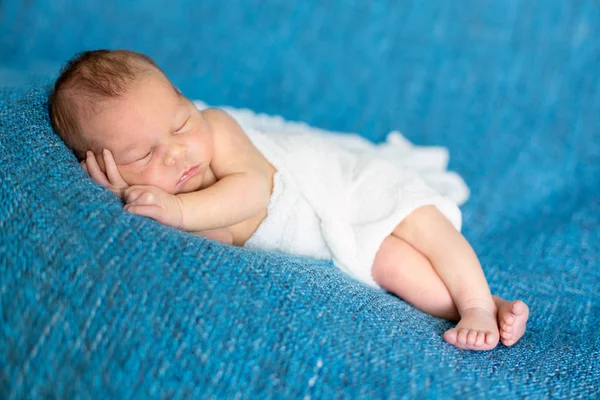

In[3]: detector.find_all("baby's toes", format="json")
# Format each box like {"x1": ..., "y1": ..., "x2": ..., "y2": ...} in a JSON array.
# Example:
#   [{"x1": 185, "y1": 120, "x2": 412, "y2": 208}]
[
  {"x1": 475, "y1": 332, "x2": 486, "y2": 346},
  {"x1": 443, "y1": 328, "x2": 459, "y2": 345},
  {"x1": 457, "y1": 328, "x2": 471, "y2": 345},
  {"x1": 467, "y1": 330, "x2": 478, "y2": 345},
  {"x1": 485, "y1": 330, "x2": 499, "y2": 346},
  {"x1": 512, "y1": 300, "x2": 528, "y2": 315}
]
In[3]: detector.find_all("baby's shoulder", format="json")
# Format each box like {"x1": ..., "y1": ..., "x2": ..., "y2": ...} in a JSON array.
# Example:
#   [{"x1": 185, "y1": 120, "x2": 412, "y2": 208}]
[
  {"x1": 200, "y1": 107, "x2": 251, "y2": 151},
  {"x1": 200, "y1": 108, "x2": 270, "y2": 179},
  {"x1": 200, "y1": 107, "x2": 236, "y2": 132}
]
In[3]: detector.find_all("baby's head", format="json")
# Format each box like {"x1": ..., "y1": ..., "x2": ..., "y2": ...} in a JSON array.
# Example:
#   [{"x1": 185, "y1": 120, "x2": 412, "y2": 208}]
[
  {"x1": 49, "y1": 49, "x2": 165, "y2": 161},
  {"x1": 49, "y1": 49, "x2": 214, "y2": 194}
]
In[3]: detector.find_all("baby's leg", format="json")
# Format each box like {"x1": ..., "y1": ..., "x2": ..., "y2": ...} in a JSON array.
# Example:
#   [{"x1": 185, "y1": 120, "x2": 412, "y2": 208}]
[
  {"x1": 372, "y1": 235, "x2": 529, "y2": 348},
  {"x1": 374, "y1": 206, "x2": 529, "y2": 350},
  {"x1": 392, "y1": 206, "x2": 499, "y2": 350},
  {"x1": 372, "y1": 235, "x2": 459, "y2": 320},
  {"x1": 192, "y1": 227, "x2": 234, "y2": 244}
]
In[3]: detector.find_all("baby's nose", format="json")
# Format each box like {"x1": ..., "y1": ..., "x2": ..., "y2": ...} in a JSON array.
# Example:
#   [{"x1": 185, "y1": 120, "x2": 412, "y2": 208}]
[{"x1": 164, "y1": 143, "x2": 185, "y2": 166}]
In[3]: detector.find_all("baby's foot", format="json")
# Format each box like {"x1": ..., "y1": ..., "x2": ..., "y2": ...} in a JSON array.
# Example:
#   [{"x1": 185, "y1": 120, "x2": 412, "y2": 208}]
[
  {"x1": 443, "y1": 302, "x2": 499, "y2": 351},
  {"x1": 496, "y1": 299, "x2": 529, "y2": 346}
]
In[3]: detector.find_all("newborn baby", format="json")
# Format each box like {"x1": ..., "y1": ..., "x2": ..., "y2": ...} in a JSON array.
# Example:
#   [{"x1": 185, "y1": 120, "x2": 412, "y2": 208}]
[{"x1": 49, "y1": 49, "x2": 529, "y2": 351}]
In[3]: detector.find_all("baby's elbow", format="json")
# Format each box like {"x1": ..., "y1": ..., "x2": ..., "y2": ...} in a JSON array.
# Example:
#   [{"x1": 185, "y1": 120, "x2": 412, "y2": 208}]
[
  {"x1": 258, "y1": 174, "x2": 272, "y2": 209},
  {"x1": 246, "y1": 172, "x2": 271, "y2": 211}
]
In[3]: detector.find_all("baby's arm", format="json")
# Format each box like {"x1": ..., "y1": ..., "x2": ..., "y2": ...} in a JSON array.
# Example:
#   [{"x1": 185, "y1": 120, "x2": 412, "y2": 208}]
[
  {"x1": 192, "y1": 227, "x2": 234, "y2": 244},
  {"x1": 83, "y1": 148, "x2": 234, "y2": 244},
  {"x1": 174, "y1": 109, "x2": 271, "y2": 231}
]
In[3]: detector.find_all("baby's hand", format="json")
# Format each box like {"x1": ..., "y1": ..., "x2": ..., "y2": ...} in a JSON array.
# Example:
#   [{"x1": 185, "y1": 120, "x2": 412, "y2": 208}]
[
  {"x1": 123, "y1": 185, "x2": 184, "y2": 229},
  {"x1": 82, "y1": 149, "x2": 129, "y2": 200},
  {"x1": 193, "y1": 228, "x2": 234, "y2": 245}
]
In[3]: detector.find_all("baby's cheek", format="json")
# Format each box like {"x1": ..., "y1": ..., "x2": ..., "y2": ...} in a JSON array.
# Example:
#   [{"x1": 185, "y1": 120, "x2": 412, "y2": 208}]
[
  {"x1": 120, "y1": 167, "x2": 145, "y2": 186},
  {"x1": 141, "y1": 168, "x2": 177, "y2": 193}
]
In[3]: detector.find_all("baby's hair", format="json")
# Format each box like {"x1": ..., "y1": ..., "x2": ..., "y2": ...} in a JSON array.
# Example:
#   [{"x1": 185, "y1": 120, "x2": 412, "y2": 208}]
[{"x1": 48, "y1": 49, "x2": 166, "y2": 160}]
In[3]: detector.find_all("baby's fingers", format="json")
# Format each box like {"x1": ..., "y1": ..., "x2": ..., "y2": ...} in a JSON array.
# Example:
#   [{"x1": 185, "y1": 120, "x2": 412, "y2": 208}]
[
  {"x1": 124, "y1": 204, "x2": 164, "y2": 223},
  {"x1": 85, "y1": 151, "x2": 110, "y2": 187},
  {"x1": 102, "y1": 149, "x2": 128, "y2": 187},
  {"x1": 124, "y1": 186, "x2": 157, "y2": 205}
]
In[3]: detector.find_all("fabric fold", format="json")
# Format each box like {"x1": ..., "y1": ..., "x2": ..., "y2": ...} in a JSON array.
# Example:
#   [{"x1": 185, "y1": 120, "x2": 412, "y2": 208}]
[{"x1": 194, "y1": 101, "x2": 465, "y2": 288}]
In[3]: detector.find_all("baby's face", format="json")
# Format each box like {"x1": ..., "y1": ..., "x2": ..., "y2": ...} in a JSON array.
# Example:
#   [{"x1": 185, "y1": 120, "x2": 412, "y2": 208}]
[{"x1": 81, "y1": 71, "x2": 213, "y2": 195}]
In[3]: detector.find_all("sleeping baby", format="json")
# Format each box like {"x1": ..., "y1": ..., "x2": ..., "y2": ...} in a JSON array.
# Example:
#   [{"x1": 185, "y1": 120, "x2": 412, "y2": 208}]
[{"x1": 48, "y1": 49, "x2": 529, "y2": 351}]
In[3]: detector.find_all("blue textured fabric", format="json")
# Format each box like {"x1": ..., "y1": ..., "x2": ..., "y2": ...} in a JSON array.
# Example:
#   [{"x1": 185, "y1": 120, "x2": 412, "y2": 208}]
[{"x1": 1, "y1": 1, "x2": 599, "y2": 398}]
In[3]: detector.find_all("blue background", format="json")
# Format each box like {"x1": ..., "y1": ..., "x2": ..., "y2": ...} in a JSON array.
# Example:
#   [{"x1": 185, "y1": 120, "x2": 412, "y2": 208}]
[{"x1": 1, "y1": 0, "x2": 599, "y2": 398}]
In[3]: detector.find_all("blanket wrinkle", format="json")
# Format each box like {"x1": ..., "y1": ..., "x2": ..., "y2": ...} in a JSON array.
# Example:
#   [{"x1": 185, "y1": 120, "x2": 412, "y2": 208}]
[
  {"x1": 194, "y1": 100, "x2": 470, "y2": 205},
  {"x1": 195, "y1": 101, "x2": 464, "y2": 288}
]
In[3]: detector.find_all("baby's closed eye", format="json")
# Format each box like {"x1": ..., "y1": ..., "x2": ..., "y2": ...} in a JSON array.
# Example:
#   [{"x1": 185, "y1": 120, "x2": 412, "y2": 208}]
[
  {"x1": 173, "y1": 116, "x2": 190, "y2": 135},
  {"x1": 137, "y1": 150, "x2": 153, "y2": 162},
  {"x1": 125, "y1": 149, "x2": 153, "y2": 165}
]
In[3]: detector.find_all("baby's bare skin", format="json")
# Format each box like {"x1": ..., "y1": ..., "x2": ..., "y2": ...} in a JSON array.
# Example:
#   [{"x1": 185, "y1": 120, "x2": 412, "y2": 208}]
[
  {"x1": 374, "y1": 207, "x2": 529, "y2": 350},
  {"x1": 77, "y1": 62, "x2": 529, "y2": 351},
  {"x1": 496, "y1": 298, "x2": 529, "y2": 347},
  {"x1": 443, "y1": 297, "x2": 529, "y2": 350},
  {"x1": 80, "y1": 69, "x2": 276, "y2": 246}
]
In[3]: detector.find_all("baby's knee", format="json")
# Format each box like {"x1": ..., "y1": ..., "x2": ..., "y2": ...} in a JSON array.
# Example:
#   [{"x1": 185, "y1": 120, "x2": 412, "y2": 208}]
[
  {"x1": 393, "y1": 205, "x2": 439, "y2": 243},
  {"x1": 372, "y1": 235, "x2": 421, "y2": 283}
]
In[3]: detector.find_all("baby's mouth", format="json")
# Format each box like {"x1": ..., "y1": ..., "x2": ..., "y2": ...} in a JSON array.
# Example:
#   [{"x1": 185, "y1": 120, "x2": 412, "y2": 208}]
[{"x1": 179, "y1": 165, "x2": 199, "y2": 184}]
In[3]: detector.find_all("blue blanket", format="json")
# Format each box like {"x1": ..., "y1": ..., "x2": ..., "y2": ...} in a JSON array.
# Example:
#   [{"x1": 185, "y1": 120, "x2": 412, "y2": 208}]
[{"x1": 1, "y1": 1, "x2": 599, "y2": 398}]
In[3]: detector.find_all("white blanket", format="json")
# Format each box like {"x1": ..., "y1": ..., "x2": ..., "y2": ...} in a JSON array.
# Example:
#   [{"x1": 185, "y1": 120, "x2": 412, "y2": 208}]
[{"x1": 194, "y1": 100, "x2": 467, "y2": 288}]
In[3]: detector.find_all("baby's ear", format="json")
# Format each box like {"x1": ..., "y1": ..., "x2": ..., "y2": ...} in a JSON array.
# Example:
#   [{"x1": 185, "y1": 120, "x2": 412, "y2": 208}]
[{"x1": 80, "y1": 159, "x2": 88, "y2": 174}]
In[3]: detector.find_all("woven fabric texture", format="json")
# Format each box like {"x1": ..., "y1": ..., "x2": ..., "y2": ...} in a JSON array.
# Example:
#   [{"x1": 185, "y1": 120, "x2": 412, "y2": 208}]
[{"x1": 1, "y1": 1, "x2": 599, "y2": 398}]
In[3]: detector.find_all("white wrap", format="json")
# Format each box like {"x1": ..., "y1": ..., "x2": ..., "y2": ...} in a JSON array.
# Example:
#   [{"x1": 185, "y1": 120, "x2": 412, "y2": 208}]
[{"x1": 194, "y1": 101, "x2": 468, "y2": 289}]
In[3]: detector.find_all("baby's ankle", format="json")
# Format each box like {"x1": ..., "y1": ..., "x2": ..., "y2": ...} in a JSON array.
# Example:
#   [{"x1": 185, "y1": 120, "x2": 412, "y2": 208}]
[{"x1": 457, "y1": 296, "x2": 497, "y2": 315}]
